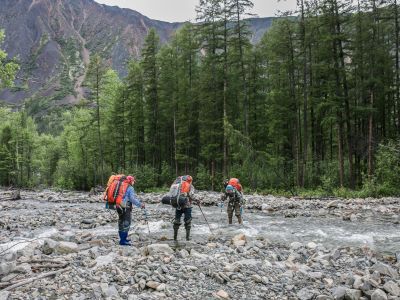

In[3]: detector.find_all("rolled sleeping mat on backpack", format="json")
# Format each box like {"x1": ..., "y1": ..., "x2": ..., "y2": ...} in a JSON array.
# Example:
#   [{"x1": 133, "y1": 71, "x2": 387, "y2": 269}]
[{"x1": 161, "y1": 195, "x2": 188, "y2": 208}]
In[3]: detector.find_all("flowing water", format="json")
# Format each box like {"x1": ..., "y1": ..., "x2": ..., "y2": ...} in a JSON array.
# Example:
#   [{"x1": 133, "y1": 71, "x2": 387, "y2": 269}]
[{"x1": 1, "y1": 201, "x2": 399, "y2": 254}]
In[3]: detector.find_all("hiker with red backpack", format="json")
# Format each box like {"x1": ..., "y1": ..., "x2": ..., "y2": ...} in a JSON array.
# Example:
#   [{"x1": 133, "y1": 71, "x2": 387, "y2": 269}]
[
  {"x1": 104, "y1": 175, "x2": 145, "y2": 246},
  {"x1": 161, "y1": 175, "x2": 196, "y2": 241},
  {"x1": 221, "y1": 178, "x2": 244, "y2": 224}
]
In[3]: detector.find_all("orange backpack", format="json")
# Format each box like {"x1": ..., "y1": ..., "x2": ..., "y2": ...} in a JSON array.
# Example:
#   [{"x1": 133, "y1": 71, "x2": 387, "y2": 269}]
[
  {"x1": 228, "y1": 178, "x2": 242, "y2": 192},
  {"x1": 103, "y1": 174, "x2": 130, "y2": 206}
]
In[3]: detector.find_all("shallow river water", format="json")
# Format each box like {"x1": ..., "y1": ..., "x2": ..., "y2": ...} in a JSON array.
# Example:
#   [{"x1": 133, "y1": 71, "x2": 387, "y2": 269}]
[{"x1": 2, "y1": 200, "x2": 399, "y2": 254}]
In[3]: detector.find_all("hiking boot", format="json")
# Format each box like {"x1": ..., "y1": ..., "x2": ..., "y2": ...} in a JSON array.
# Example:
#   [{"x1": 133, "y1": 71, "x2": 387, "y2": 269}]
[
  {"x1": 185, "y1": 225, "x2": 191, "y2": 241},
  {"x1": 237, "y1": 215, "x2": 243, "y2": 225}
]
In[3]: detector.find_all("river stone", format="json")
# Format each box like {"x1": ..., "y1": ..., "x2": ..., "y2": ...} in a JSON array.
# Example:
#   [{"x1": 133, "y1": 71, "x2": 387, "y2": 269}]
[
  {"x1": 179, "y1": 249, "x2": 189, "y2": 258},
  {"x1": 251, "y1": 274, "x2": 262, "y2": 283},
  {"x1": 42, "y1": 239, "x2": 59, "y2": 255},
  {"x1": 147, "y1": 244, "x2": 174, "y2": 256},
  {"x1": 344, "y1": 289, "x2": 362, "y2": 300},
  {"x1": 383, "y1": 281, "x2": 400, "y2": 296},
  {"x1": 100, "y1": 283, "x2": 119, "y2": 298},
  {"x1": 323, "y1": 278, "x2": 334, "y2": 287},
  {"x1": 327, "y1": 200, "x2": 340, "y2": 208},
  {"x1": 0, "y1": 262, "x2": 16, "y2": 276},
  {"x1": 307, "y1": 242, "x2": 317, "y2": 250},
  {"x1": 332, "y1": 286, "x2": 347, "y2": 300},
  {"x1": 372, "y1": 263, "x2": 398, "y2": 279},
  {"x1": 55, "y1": 241, "x2": 79, "y2": 254},
  {"x1": 156, "y1": 283, "x2": 166, "y2": 291},
  {"x1": 232, "y1": 234, "x2": 246, "y2": 247},
  {"x1": 316, "y1": 296, "x2": 333, "y2": 300},
  {"x1": 146, "y1": 281, "x2": 160, "y2": 289},
  {"x1": 290, "y1": 242, "x2": 303, "y2": 250},
  {"x1": 297, "y1": 287, "x2": 315, "y2": 300},
  {"x1": 0, "y1": 291, "x2": 10, "y2": 300},
  {"x1": 371, "y1": 289, "x2": 387, "y2": 300},
  {"x1": 216, "y1": 290, "x2": 229, "y2": 299}
]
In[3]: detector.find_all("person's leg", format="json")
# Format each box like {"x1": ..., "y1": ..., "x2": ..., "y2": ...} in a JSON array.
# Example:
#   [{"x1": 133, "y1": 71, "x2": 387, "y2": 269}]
[
  {"x1": 234, "y1": 202, "x2": 242, "y2": 224},
  {"x1": 174, "y1": 209, "x2": 183, "y2": 240},
  {"x1": 227, "y1": 203, "x2": 233, "y2": 224},
  {"x1": 183, "y1": 208, "x2": 193, "y2": 241},
  {"x1": 118, "y1": 206, "x2": 132, "y2": 246}
]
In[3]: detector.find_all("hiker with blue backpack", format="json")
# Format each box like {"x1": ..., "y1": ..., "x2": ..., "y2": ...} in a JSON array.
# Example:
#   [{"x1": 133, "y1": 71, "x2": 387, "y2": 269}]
[{"x1": 221, "y1": 178, "x2": 244, "y2": 225}]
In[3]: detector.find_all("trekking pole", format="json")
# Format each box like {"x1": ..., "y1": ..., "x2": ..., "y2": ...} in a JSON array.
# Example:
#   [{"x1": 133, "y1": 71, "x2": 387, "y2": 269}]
[{"x1": 196, "y1": 201, "x2": 213, "y2": 233}]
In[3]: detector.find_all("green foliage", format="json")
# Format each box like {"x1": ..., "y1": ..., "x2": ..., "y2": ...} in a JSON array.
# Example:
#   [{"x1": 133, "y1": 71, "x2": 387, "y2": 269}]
[{"x1": 0, "y1": 29, "x2": 19, "y2": 88}]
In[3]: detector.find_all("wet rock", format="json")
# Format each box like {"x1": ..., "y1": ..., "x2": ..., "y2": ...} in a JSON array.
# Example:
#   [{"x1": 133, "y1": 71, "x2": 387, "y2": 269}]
[
  {"x1": 216, "y1": 290, "x2": 229, "y2": 299},
  {"x1": 371, "y1": 289, "x2": 387, "y2": 300},
  {"x1": 156, "y1": 283, "x2": 166, "y2": 291},
  {"x1": 147, "y1": 244, "x2": 174, "y2": 256},
  {"x1": 383, "y1": 281, "x2": 399, "y2": 297}
]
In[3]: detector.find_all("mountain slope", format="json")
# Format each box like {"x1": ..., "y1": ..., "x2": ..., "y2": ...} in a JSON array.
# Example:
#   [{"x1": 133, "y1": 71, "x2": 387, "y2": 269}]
[{"x1": 0, "y1": 0, "x2": 274, "y2": 108}]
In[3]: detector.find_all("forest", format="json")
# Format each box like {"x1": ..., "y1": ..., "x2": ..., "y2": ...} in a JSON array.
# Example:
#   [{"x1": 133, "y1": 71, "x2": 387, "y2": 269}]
[{"x1": 1, "y1": 0, "x2": 400, "y2": 197}]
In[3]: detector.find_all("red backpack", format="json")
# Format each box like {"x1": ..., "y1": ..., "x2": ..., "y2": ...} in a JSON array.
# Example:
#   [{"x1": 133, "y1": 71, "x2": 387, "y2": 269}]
[
  {"x1": 103, "y1": 174, "x2": 130, "y2": 206},
  {"x1": 228, "y1": 178, "x2": 242, "y2": 192}
]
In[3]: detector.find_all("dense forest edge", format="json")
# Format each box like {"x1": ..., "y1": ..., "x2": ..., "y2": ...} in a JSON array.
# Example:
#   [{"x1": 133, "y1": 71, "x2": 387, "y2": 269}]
[{"x1": 1, "y1": 0, "x2": 400, "y2": 198}]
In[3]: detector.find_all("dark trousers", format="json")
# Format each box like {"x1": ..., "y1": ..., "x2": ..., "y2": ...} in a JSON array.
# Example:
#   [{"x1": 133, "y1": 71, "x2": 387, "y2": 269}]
[
  {"x1": 227, "y1": 202, "x2": 241, "y2": 219},
  {"x1": 117, "y1": 206, "x2": 132, "y2": 233},
  {"x1": 174, "y1": 207, "x2": 192, "y2": 226}
]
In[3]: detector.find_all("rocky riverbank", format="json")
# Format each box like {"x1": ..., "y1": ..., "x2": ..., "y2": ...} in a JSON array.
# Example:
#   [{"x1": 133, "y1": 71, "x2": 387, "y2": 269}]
[{"x1": 0, "y1": 189, "x2": 399, "y2": 299}]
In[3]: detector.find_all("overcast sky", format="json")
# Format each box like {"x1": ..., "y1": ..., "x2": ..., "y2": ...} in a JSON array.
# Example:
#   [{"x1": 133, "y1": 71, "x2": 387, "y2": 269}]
[{"x1": 94, "y1": 0, "x2": 298, "y2": 22}]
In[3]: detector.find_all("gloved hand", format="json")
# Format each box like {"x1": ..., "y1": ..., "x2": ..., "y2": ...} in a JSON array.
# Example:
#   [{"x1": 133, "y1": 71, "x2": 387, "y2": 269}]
[
  {"x1": 220, "y1": 195, "x2": 225, "y2": 201},
  {"x1": 141, "y1": 203, "x2": 146, "y2": 209}
]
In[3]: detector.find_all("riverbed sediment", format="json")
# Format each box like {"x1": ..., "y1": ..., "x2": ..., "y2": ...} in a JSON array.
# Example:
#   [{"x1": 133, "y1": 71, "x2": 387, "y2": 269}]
[{"x1": 0, "y1": 189, "x2": 399, "y2": 299}]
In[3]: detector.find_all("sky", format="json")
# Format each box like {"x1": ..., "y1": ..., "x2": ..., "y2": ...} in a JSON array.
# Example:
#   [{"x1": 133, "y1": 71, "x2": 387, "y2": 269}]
[{"x1": 94, "y1": 0, "x2": 298, "y2": 22}]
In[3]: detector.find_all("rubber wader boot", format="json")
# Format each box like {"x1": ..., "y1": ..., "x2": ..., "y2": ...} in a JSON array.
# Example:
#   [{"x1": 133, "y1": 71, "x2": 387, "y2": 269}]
[
  {"x1": 185, "y1": 224, "x2": 191, "y2": 241},
  {"x1": 237, "y1": 215, "x2": 243, "y2": 225},
  {"x1": 119, "y1": 231, "x2": 132, "y2": 246},
  {"x1": 173, "y1": 224, "x2": 180, "y2": 241}
]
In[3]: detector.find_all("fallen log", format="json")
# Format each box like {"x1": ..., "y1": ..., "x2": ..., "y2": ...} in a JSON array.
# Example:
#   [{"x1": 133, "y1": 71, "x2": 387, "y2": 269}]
[{"x1": 2, "y1": 267, "x2": 71, "y2": 291}]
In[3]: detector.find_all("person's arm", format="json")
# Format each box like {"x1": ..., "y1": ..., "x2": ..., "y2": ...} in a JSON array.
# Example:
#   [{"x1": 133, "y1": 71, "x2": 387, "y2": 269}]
[{"x1": 127, "y1": 186, "x2": 144, "y2": 208}]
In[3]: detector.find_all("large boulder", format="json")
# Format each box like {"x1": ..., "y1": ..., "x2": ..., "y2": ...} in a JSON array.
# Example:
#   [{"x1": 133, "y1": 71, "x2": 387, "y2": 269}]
[
  {"x1": 371, "y1": 289, "x2": 387, "y2": 300},
  {"x1": 372, "y1": 262, "x2": 398, "y2": 279},
  {"x1": 383, "y1": 281, "x2": 400, "y2": 296}
]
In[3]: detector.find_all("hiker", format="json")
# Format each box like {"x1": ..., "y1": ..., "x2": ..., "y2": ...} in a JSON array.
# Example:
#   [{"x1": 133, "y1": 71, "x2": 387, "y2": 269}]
[
  {"x1": 172, "y1": 175, "x2": 196, "y2": 241},
  {"x1": 104, "y1": 175, "x2": 145, "y2": 246},
  {"x1": 221, "y1": 184, "x2": 244, "y2": 224}
]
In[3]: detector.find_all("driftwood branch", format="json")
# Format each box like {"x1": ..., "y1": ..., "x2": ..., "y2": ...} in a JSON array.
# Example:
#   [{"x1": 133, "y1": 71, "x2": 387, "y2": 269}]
[{"x1": 2, "y1": 267, "x2": 71, "y2": 291}]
